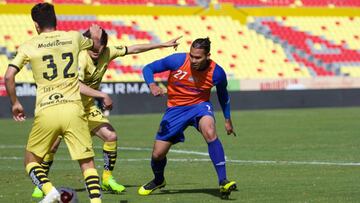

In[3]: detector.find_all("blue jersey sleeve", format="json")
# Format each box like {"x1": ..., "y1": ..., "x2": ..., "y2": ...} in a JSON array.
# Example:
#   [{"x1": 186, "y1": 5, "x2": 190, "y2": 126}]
[
  {"x1": 142, "y1": 53, "x2": 186, "y2": 84},
  {"x1": 213, "y1": 65, "x2": 231, "y2": 119}
]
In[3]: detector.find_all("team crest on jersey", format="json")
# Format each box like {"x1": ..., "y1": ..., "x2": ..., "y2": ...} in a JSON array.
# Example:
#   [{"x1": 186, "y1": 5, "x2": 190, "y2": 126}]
[{"x1": 188, "y1": 76, "x2": 194, "y2": 82}]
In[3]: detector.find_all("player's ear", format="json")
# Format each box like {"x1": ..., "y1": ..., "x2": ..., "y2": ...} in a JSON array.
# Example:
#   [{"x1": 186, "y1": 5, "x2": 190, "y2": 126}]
[{"x1": 206, "y1": 52, "x2": 211, "y2": 60}]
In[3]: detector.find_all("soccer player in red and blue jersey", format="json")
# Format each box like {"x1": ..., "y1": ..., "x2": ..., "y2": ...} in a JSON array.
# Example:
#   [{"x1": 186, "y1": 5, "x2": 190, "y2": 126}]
[{"x1": 138, "y1": 37, "x2": 237, "y2": 199}]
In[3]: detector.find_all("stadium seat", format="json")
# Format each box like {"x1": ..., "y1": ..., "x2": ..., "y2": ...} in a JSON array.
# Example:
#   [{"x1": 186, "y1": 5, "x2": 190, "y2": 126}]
[{"x1": 2, "y1": 14, "x2": 360, "y2": 81}]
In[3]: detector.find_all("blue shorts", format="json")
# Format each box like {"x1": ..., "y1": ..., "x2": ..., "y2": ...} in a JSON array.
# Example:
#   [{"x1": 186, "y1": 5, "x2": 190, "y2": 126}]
[{"x1": 156, "y1": 101, "x2": 215, "y2": 144}]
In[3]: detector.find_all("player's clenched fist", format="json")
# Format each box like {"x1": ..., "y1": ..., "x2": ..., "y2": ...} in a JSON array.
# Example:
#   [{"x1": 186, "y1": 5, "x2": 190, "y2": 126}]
[{"x1": 149, "y1": 83, "x2": 165, "y2": 97}]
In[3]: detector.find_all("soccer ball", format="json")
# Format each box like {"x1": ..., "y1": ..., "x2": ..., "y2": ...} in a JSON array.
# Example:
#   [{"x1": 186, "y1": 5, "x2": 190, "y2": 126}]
[{"x1": 58, "y1": 187, "x2": 79, "y2": 203}]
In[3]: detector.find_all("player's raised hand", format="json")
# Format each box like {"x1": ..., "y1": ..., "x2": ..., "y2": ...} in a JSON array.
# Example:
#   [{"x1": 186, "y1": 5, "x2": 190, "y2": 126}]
[
  {"x1": 89, "y1": 24, "x2": 102, "y2": 40},
  {"x1": 149, "y1": 83, "x2": 165, "y2": 97},
  {"x1": 12, "y1": 101, "x2": 26, "y2": 122},
  {"x1": 163, "y1": 36, "x2": 182, "y2": 51},
  {"x1": 225, "y1": 119, "x2": 236, "y2": 136},
  {"x1": 102, "y1": 94, "x2": 113, "y2": 110}
]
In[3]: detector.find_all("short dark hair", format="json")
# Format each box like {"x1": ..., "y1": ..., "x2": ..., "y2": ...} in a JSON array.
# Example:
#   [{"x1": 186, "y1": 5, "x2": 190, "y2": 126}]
[
  {"x1": 191, "y1": 37, "x2": 211, "y2": 54},
  {"x1": 31, "y1": 3, "x2": 57, "y2": 29},
  {"x1": 83, "y1": 29, "x2": 108, "y2": 47}
]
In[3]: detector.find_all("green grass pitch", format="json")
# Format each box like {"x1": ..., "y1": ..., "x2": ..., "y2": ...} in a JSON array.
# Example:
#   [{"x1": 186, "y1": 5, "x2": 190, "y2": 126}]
[{"x1": 0, "y1": 107, "x2": 359, "y2": 202}]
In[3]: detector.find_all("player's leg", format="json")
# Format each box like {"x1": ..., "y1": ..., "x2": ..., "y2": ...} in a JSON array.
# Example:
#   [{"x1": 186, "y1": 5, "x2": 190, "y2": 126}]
[
  {"x1": 32, "y1": 137, "x2": 61, "y2": 198},
  {"x1": 25, "y1": 109, "x2": 62, "y2": 202},
  {"x1": 78, "y1": 158, "x2": 102, "y2": 203},
  {"x1": 138, "y1": 106, "x2": 188, "y2": 196},
  {"x1": 138, "y1": 140, "x2": 172, "y2": 195},
  {"x1": 63, "y1": 102, "x2": 102, "y2": 203},
  {"x1": 25, "y1": 150, "x2": 60, "y2": 203},
  {"x1": 66, "y1": 143, "x2": 102, "y2": 203},
  {"x1": 92, "y1": 123, "x2": 125, "y2": 193},
  {"x1": 198, "y1": 115, "x2": 236, "y2": 199}
]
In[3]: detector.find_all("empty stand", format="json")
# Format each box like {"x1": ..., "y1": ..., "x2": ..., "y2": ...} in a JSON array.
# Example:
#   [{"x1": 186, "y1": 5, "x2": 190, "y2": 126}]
[
  {"x1": 1, "y1": 14, "x2": 360, "y2": 82},
  {"x1": 249, "y1": 17, "x2": 360, "y2": 77},
  {"x1": 4, "y1": 0, "x2": 199, "y2": 6}
]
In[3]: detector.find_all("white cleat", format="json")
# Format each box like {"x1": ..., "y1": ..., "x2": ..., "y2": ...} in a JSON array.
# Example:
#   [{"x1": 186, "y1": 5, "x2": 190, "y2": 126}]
[{"x1": 38, "y1": 187, "x2": 60, "y2": 203}]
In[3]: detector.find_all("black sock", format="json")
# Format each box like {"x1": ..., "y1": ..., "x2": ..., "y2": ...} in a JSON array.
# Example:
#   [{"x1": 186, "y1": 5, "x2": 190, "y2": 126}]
[{"x1": 151, "y1": 157, "x2": 167, "y2": 184}]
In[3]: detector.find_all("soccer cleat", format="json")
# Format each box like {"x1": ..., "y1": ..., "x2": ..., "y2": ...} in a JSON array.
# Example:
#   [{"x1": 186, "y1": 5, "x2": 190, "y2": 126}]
[
  {"x1": 219, "y1": 180, "x2": 237, "y2": 199},
  {"x1": 38, "y1": 187, "x2": 60, "y2": 203},
  {"x1": 101, "y1": 176, "x2": 125, "y2": 193},
  {"x1": 32, "y1": 186, "x2": 44, "y2": 198},
  {"x1": 138, "y1": 179, "x2": 166, "y2": 196}
]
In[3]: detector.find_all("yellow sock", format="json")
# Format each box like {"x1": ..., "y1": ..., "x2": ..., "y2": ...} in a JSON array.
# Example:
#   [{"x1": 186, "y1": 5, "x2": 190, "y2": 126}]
[
  {"x1": 43, "y1": 153, "x2": 54, "y2": 162},
  {"x1": 103, "y1": 141, "x2": 117, "y2": 152},
  {"x1": 40, "y1": 153, "x2": 54, "y2": 175},
  {"x1": 26, "y1": 162, "x2": 54, "y2": 195},
  {"x1": 102, "y1": 170, "x2": 112, "y2": 182},
  {"x1": 84, "y1": 168, "x2": 101, "y2": 201},
  {"x1": 102, "y1": 141, "x2": 117, "y2": 182},
  {"x1": 90, "y1": 198, "x2": 102, "y2": 203}
]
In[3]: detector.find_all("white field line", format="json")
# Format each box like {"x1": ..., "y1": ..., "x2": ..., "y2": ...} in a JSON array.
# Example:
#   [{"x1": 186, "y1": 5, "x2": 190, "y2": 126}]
[
  {"x1": 0, "y1": 145, "x2": 359, "y2": 166},
  {"x1": 0, "y1": 145, "x2": 209, "y2": 156}
]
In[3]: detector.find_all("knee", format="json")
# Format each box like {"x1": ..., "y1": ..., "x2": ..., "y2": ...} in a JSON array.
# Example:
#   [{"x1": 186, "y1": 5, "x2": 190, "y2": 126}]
[
  {"x1": 202, "y1": 128, "x2": 217, "y2": 142},
  {"x1": 152, "y1": 151, "x2": 166, "y2": 160},
  {"x1": 78, "y1": 158, "x2": 95, "y2": 172},
  {"x1": 104, "y1": 132, "x2": 117, "y2": 142},
  {"x1": 24, "y1": 150, "x2": 41, "y2": 166}
]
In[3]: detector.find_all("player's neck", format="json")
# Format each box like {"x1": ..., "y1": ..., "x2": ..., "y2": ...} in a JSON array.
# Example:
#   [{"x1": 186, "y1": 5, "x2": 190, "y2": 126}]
[{"x1": 40, "y1": 27, "x2": 56, "y2": 34}]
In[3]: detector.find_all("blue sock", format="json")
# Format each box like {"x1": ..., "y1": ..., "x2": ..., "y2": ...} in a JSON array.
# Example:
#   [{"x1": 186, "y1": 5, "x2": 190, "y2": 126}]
[
  {"x1": 151, "y1": 157, "x2": 167, "y2": 184},
  {"x1": 208, "y1": 138, "x2": 227, "y2": 184}
]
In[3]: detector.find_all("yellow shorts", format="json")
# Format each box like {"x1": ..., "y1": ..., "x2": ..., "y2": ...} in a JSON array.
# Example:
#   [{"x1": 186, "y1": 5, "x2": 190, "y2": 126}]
[
  {"x1": 86, "y1": 105, "x2": 109, "y2": 132},
  {"x1": 26, "y1": 102, "x2": 95, "y2": 160}
]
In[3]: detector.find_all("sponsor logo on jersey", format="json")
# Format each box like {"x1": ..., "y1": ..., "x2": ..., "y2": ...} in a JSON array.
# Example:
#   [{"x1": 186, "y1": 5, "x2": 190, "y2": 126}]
[
  {"x1": 38, "y1": 39, "x2": 72, "y2": 48},
  {"x1": 49, "y1": 93, "x2": 64, "y2": 101},
  {"x1": 40, "y1": 92, "x2": 73, "y2": 107}
]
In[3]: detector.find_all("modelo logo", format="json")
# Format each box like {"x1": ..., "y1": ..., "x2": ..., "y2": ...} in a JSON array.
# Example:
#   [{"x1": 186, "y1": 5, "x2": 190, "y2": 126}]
[{"x1": 48, "y1": 93, "x2": 64, "y2": 101}]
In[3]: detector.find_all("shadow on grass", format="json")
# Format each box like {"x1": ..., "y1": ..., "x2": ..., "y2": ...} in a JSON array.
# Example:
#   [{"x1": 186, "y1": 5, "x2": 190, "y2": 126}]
[
  {"x1": 74, "y1": 186, "x2": 238, "y2": 200},
  {"x1": 74, "y1": 184, "x2": 139, "y2": 196},
  {"x1": 74, "y1": 184, "x2": 139, "y2": 192},
  {"x1": 153, "y1": 188, "x2": 238, "y2": 201}
]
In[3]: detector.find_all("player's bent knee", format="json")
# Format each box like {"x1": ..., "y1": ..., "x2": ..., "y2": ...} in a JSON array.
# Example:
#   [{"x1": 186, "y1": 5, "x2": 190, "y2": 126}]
[
  {"x1": 78, "y1": 157, "x2": 96, "y2": 172},
  {"x1": 152, "y1": 152, "x2": 166, "y2": 160},
  {"x1": 104, "y1": 132, "x2": 117, "y2": 142},
  {"x1": 202, "y1": 129, "x2": 217, "y2": 142},
  {"x1": 24, "y1": 150, "x2": 42, "y2": 165}
]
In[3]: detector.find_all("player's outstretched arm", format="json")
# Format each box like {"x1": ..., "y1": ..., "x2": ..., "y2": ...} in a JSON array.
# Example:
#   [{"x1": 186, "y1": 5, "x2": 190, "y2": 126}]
[
  {"x1": 126, "y1": 36, "x2": 182, "y2": 55},
  {"x1": 5, "y1": 66, "x2": 26, "y2": 121},
  {"x1": 213, "y1": 66, "x2": 237, "y2": 136},
  {"x1": 79, "y1": 82, "x2": 113, "y2": 110}
]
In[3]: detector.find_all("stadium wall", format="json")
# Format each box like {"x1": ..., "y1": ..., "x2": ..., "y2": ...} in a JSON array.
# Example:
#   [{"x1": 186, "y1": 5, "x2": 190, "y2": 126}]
[{"x1": 2, "y1": 85, "x2": 360, "y2": 118}]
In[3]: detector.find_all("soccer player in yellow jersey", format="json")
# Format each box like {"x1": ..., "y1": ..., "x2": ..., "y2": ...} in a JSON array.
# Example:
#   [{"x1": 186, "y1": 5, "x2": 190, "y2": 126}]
[
  {"x1": 4, "y1": 3, "x2": 103, "y2": 203},
  {"x1": 30, "y1": 28, "x2": 182, "y2": 197}
]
